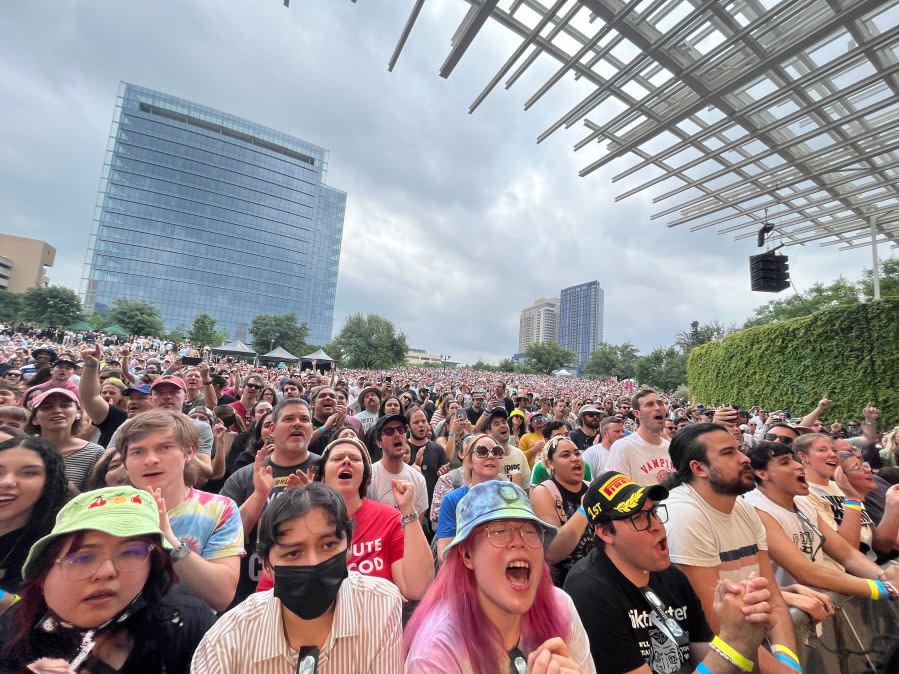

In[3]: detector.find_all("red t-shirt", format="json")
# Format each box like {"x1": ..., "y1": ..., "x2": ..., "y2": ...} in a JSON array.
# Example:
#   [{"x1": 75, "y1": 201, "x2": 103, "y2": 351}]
[
  {"x1": 255, "y1": 498, "x2": 404, "y2": 591},
  {"x1": 228, "y1": 400, "x2": 248, "y2": 428}
]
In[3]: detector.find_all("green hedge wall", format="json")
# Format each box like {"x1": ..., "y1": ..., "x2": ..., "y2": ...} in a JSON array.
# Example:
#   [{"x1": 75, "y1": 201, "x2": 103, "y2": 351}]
[{"x1": 688, "y1": 299, "x2": 899, "y2": 427}]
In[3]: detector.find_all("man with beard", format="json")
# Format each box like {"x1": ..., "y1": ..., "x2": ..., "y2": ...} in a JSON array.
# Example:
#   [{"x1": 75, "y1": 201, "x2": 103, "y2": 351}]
[
  {"x1": 181, "y1": 365, "x2": 217, "y2": 414},
  {"x1": 465, "y1": 390, "x2": 486, "y2": 425},
  {"x1": 485, "y1": 407, "x2": 531, "y2": 490},
  {"x1": 583, "y1": 415, "x2": 625, "y2": 477},
  {"x1": 354, "y1": 385, "x2": 381, "y2": 434},
  {"x1": 564, "y1": 471, "x2": 774, "y2": 674},
  {"x1": 606, "y1": 390, "x2": 673, "y2": 486},
  {"x1": 569, "y1": 404, "x2": 602, "y2": 451},
  {"x1": 20, "y1": 347, "x2": 56, "y2": 381},
  {"x1": 308, "y1": 386, "x2": 348, "y2": 456},
  {"x1": 368, "y1": 414, "x2": 428, "y2": 521},
  {"x1": 229, "y1": 373, "x2": 265, "y2": 428},
  {"x1": 220, "y1": 398, "x2": 322, "y2": 605},
  {"x1": 664, "y1": 423, "x2": 798, "y2": 673},
  {"x1": 406, "y1": 406, "x2": 447, "y2": 503},
  {"x1": 493, "y1": 380, "x2": 514, "y2": 414}
]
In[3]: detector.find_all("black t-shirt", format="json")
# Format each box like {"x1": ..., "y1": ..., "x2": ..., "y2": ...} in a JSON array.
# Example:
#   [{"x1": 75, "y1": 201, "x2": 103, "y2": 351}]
[
  {"x1": 466, "y1": 407, "x2": 484, "y2": 426},
  {"x1": 220, "y1": 452, "x2": 321, "y2": 606},
  {"x1": 94, "y1": 405, "x2": 128, "y2": 448},
  {"x1": 0, "y1": 527, "x2": 41, "y2": 594},
  {"x1": 569, "y1": 428, "x2": 598, "y2": 452},
  {"x1": 0, "y1": 591, "x2": 214, "y2": 673},
  {"x1": 563, "y1": 546, "x2": 712, "y2": 674},
  {"x1": 408, "y1": 440, "x2": 448, "y2": 501}
]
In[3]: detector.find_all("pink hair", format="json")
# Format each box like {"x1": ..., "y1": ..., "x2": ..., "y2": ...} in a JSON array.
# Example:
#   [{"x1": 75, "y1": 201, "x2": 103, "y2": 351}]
[{"x1": 404, "y1": 540, "x2": 570, "y2": 674}]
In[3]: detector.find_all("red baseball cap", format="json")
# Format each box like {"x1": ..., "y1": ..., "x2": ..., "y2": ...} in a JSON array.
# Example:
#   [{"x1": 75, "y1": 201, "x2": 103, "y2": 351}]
[{"x1": 150, "y1": 375, "x2": 186, "y2": 392}]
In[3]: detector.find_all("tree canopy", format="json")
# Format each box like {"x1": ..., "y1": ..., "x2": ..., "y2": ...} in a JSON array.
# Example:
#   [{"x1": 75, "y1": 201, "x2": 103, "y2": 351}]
[
  {"x1": 188, "y1": 313, "x2": 229, "y2": 348},
  {"x1": 634, "y1": 346, "x2": 687, "y2": 391},
  {"x1": 249, "y1": 313, "x2": 309, "y2": 357},
  {"x1": 582, "y1": 341, "x2": 639, "y2": 379},
  {"x1": 108, "y1": 298, "x2": 165, "y2": 337},
  {"x1": 18, "y1": 287, "x2": 83, "y2": 329},
  {"x1": 524, "y1": 341, "x2": 577, "y2": 375},
  {"x1": 0, "y1": 291, "x2": 21, "y2": 324},
  {"x1": 329, "y1": 313, "x2": 408, "y2": 369}
]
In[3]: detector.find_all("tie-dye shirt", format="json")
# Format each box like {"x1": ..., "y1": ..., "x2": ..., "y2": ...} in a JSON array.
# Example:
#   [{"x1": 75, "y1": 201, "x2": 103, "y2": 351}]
[{"x1": 169, "y1": 488, "x2": 245, "y2": 560}]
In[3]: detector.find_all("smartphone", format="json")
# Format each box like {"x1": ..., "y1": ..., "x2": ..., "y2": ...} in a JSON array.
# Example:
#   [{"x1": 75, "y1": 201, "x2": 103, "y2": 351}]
[
  {"x1": 456, "y1": 409, "x2": 466, "y2": 420},
  {"x1": 182, "y1": 356, "x2": 202, "y2": 366},
  {"x1": 385, "y1": 376, "x2": 392, "y2": 383}
]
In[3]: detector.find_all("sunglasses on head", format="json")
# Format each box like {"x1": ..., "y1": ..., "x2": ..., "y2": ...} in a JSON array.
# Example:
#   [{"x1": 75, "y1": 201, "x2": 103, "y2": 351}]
[{"x1": 473, "y1": 445, "x2": 504, "y2": 458}]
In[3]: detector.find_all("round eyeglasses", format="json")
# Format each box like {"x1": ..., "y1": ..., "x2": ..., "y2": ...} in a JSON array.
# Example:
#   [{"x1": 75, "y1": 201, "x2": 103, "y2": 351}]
[
  {"x1": 480, "y1": 523, "x2": 544, "y2": 549},
  {"x1": 54, "y1": 543, "x2": 155, "y2": 580},
  {"x1": 628, "y1": 505, "x2": 668, "y2": 532}
]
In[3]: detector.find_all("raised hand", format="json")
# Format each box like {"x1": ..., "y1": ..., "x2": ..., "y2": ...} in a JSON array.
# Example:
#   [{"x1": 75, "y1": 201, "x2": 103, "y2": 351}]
[
  {"x1": 391, "y1": 479, "x2": 415, "y2": 514},
  {"x1": 285, "y1": 467, "x2": 315, "y2": 491}
]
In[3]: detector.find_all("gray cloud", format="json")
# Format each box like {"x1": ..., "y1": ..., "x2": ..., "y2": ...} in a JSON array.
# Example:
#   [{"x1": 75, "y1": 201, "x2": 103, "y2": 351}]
[{"x1": 0, "y1": 1, "x2": 889, "y2": 364}]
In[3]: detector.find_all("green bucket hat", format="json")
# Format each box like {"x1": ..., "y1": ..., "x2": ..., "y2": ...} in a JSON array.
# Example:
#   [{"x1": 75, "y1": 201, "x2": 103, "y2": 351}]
[
  {"x1": 443, "y1": 480, "x2": 557, "y2": 558},
  {"x1": 22, "y1": 486, "x2": 171, "y2": 581}
]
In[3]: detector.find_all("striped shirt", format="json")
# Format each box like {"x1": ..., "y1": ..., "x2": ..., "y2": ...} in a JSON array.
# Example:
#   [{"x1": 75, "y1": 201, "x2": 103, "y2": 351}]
[
  {"x1": 62, "y1": 441, "x2": 105, "y2": 491},
  {"x1": 190, "y1": 572, "x2": 402, "y2": 673}
]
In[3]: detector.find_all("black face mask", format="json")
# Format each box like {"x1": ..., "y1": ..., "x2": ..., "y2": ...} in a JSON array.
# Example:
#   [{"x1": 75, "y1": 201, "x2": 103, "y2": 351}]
[{"x1": 273, "y1": 549, "x2": 348, "y2": 620}]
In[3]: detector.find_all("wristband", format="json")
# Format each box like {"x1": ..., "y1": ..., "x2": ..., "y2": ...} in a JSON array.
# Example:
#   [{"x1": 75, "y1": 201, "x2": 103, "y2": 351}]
[
  {"x1": 576, "y1": 506, "x2": 587, "y2": 519},
  {"x1": 844, "y1": 499, "x2": 862, "y2": 511},
  {"x1": 772, "y1": 645, "x2": 799, "y2": 663},
  {"x1": 867, "y1": 579, "x2": 887, "y2": 600},
  {"x1": 711, "y1": 636, "x2": 753, "y2": 672},
  {"x1": 695, "y1": 663, "x2": 712, "y2": 674},
  {"x1": 82, "y1": 362, "x2": 99, "y2": 369},
  {"x1": 774, "y1": 654, "x2": 802, "y2": 673},
  {"x1": 318, "y1": 425, "x2": 327, "y2": 434}
]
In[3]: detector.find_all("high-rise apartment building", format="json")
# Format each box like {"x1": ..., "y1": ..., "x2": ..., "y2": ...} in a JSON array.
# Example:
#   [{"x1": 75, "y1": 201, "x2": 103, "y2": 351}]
[
  {"x1": 0, "y1": 234, "x2": 56, "y2": 293},
  {"x1": 559, "y1": 281, "x2": 604, "y2": 365},
  {"x1": 81, "y1": 83, "x2": 345, "y2": 345},
  {"x1": 518, "y1": 297, "x2": 560, "y2": 352}
]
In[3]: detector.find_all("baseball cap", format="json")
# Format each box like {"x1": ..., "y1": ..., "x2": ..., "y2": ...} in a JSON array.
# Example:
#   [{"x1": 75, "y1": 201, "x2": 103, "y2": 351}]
[
  {"x1": 54, "y1": 353, "x2": 78, "y2": 368},
  {"x1": 443, "y1": 480, "x2": 557, "y2": 558},
  {"x1": 528, "y1": 411, "x2": 544, "y2": 423},
  {"x1": 22, "y1": 485, "x2": 172, "y2": 580},
  {"x1": 577, "y1": 404, "x2": 603, "y2": 420},
  {"x1": 123, "y1": 383, "x2": 152, "y2": 396},
  {"x1": 582, "y1": 471, "x2": 669, "y2": 525},
  {"x1": 31, "y1": 388, "x2": 80, "y2": 410},
  {"x1": 375, "y1": 413, "x2": 408, "y2": 435},
  {"x1": 485, "y1": 407, "x2": 509, "y2": 426},
  {"x1": 150, "y1": 375, "x2": 186, "y2": 392}
]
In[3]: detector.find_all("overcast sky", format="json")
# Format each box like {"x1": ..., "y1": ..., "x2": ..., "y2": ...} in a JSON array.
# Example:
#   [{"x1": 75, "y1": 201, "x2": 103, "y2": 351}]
[{"x1": 1, "y1": 1, "x2": 892, "y2": 364}]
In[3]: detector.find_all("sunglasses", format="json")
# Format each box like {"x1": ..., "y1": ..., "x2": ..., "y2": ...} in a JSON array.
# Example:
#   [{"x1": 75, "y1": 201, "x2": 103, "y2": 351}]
[
  {"x1": 473, "y1": 445, "x2": 504, "y2": 458},
  {"x1": 244, "y1": 383, "x2": 263, "y2": 390},
  {"x1": 4, "y1": 372, "x2": 21, "y2": 378},
  {"x1": 764, "y1": 433, "x2": 793, "y2": 446},
  {"x1": 381, "y1": 425, "x2": 407, "y2": 437}
]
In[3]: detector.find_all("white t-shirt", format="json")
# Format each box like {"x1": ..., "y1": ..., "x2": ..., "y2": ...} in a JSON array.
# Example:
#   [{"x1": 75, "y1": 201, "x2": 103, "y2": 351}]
[
  {"x1": 664, "y1": 483, "x2": 768, "y2": 585},
  {"x1": 354, "y1": 410, "x2": 378, "y2": 433},
  {"x1": 501, "y1": 445, "x2": 532, "y2": 490},
  {"x1": 368, "y1": 461, "x2": 428, "y2": 517},
  {"x1": 742, "y1": 489, "x2": 838, "y2": 585},
  {"x1": 583, "y1": 443, "x2": 612, "y2": 477},
  {"x1": 605, "y1": 433, "x2": 673, "y2": 486},
  {"x1": 806, "y1": 480, "x2": 874, "y2": 553}
]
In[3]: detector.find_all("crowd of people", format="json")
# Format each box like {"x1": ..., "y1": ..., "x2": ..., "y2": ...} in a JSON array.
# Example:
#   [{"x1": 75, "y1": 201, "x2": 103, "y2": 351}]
[{"x1": 0, "y1": 327, "x2": 897, "y2": 673}]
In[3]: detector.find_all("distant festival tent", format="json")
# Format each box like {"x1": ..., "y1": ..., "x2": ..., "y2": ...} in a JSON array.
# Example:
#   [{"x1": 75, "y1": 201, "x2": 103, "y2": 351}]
[
  {"x1": 260, "y1": 346, "x2": 299, "y2": 363},
  {"x1": 301, "y1": 348, "x2": 334, "y2": 373},
  {"x1": 66, "y1": 321, "x2": 95, "y2": 331},
  {"x1": 103, "y1": 324, "x2": 130, "y2": 337},
  {"x1": 212, "y1": 340, "x2": 257, "y2": 359},
  {"x1": 552, "y1": 368, "x2": 574, "y2": 378}
]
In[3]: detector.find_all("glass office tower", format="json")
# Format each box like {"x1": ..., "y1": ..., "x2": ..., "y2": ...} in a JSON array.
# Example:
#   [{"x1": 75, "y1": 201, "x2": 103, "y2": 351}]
[
  {"x1": 559, "y1": 281, "x2": 605, "y2": 366},
  {"x1": 81, "y1": 82, "x2": 345, "y2": 345}
]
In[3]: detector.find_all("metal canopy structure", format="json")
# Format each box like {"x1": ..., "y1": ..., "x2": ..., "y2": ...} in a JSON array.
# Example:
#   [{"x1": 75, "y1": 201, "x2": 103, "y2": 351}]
[{"x1": 382, "y1": 0, "x2": 899, "y2": 255}]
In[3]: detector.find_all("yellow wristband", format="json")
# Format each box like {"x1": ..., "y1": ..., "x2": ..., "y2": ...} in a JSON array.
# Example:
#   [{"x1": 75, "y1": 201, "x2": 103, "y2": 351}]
[
  {"x1": 866, "y1": 579, "x2": 883, "y2": 600},
  {"x1": 772, "y1": 644, "x2": 799, "y2": 663},
  {"x1": 712, "y1": 636, "x2": 754, "y2": 672}
]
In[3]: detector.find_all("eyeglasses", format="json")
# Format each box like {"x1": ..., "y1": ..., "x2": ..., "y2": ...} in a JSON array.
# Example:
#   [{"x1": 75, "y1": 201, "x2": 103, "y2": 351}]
[
  {"x1": 472, "y1": 444, "x2": 504, "y2": 458},
  {"x1": 844, "y1": 461, "x2": 872, "y2": 473},
  {"x1": 244, "y1": 383, "x2": 262, "y2": 390},
  {"x1": 480, "y1": 523, "x2": 544, "y2": 549},
  {"x1": 54, "y1": 543, "x2": 155, "y2": 580},
  {"x1": 381, "y1": 425, "x2": 407, "y2": 437},
  {"x1": 627, "y1": 505, "x2": 668, "y2": 532},
  {"x1": 765, "y1": 433, "x2": 793, "y2": 446},
  {"x1": 4, "y1": 372, "x2": 22, "y2": 378}
]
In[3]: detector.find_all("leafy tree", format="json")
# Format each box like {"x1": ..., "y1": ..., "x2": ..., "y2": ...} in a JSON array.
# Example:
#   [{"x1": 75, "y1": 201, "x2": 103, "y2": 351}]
[
  {"x1": 524, "y1": 341, "x2": 577, "y2": 375},
  {"x1": 0, "y1": 291, "x2": 21, "y2": 324},
  {"x1": 472, "y1": 360, "x2": 499, "y2": 372},
  {"x1": 859, "y1": 258, "x2": 899, "y2": 301},
  {"x1": 164, "y1": 327, "x2": 186, "y2": 343},
  {"x1": 497, "y1": 358, "x2": 519, "y2": 372},
  {"x1": 330, "y1": 313, "x2": 408, "y2": 369},
  {"x1": 744, "y1": 278, "x2": 859, "y2": 327},
  {"x1": 634, "y1": 347, "x2": 687, "y2": 391},
  {"x1": 188, "y1": 313, "x2": 228, "y2": 348},
  {"x1": 583, "y1": 343, "x2": 623, "y2": 378},
  {"x1": 86, "y1": 311, "x2": 108, "y2": 330},
  {"x1": 674, "y1": 320, "x2": 738, "y2": 355},
  {"x1": 18, "y1": 286, "x2": 83, "y2": 329},
  {"x1": 617, "y1": 341, "x2": 639, "y2": 379},
  {"x1": 108, "y1": 298, "x2": 165, "y2": 337},
  {"x1": 249, "y1": 313, "x2": 310, "y2": 358}
]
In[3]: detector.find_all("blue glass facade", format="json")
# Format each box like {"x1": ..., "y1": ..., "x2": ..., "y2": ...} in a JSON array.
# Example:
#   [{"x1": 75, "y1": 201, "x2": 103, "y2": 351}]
[
  {"x1": 81, "y1": 83, "x2": 345, "y2": 345},
  {"x1": 559, "y1": 281, "x2": 604, "y2": 365}
]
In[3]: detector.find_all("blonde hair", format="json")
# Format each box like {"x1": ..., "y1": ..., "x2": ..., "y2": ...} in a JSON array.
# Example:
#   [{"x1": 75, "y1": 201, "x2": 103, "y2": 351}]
[
  {"x1": 884, "y1": 426, "x2": 899, "y2": 455},
  {"x1": 117, "y1": 409, "x2": 199, "y2": 458},
  {"x1": 462, "y1": 433, "x2": 495, "y2": 484}
]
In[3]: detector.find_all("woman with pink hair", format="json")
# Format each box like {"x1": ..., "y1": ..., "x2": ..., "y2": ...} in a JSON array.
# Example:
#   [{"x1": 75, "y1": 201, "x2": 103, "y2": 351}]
[{"x1": 405, "y1": 480, "x2": 595, "y2": 673}]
